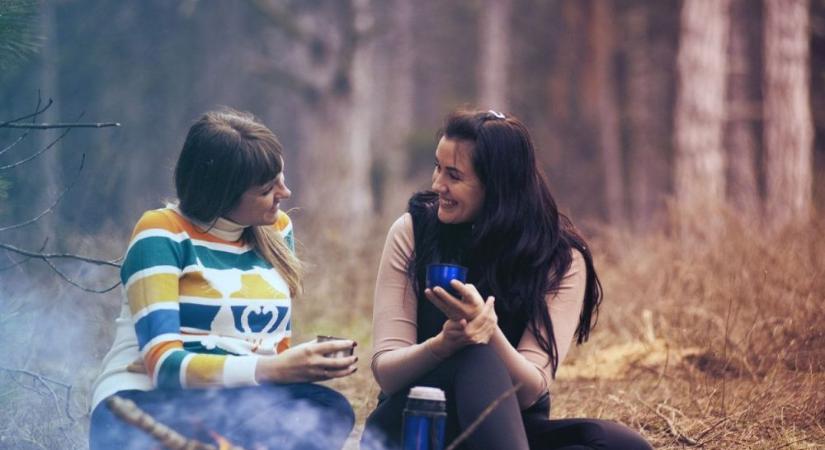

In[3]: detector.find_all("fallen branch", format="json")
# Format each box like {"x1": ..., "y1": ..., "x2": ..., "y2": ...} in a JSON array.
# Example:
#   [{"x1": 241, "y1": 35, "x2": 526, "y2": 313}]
[
  {"x1": 445, "y1": 382, "x2": 523, "y2": 450},
  {"x1": 106, "y1": 395, "x2": 246, "y2": 450}
]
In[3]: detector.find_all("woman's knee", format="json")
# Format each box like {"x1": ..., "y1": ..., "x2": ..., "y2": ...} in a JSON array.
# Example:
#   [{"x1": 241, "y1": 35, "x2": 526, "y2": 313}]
[{"x1": 451, "y1": 344, "x2": 509, "y2": 380}]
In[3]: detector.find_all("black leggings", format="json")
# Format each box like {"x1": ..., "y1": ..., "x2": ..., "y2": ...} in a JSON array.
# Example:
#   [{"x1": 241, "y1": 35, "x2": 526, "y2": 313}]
[{"x1": 361, "y1": 345, "x2": 652, "y2": 450}]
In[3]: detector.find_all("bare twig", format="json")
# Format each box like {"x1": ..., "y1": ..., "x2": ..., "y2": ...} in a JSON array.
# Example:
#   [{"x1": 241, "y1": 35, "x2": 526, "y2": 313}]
[
  {"x1": 106, "y1": 395, "x2": 247, "y2": 450},
  {"x1": 0, "y1": 366, "x2": 76, "y2": 422},
  {"x1": 445, "y1": 382, "x2": 523, "y2": 450},
  {"x1": 635, "y1": 394, "x2": 699, "y2": 446},
  {"x1": 0, "y1": 242, "x2": 121, "y2": 267},
  {"x1": 695, "y1": 416, "x2": 728, "y2": 438},
  {"x1": 0, "y1": 251, "x2": 30, "y2": 271},
  {"x1": 0, "y1": 132, "x2": 29, "y2": 157},
  {"x1": 1, "y1": 122, "x2": 121, "y2": 129},
  {"x1": 0, "y1": 154, "x2": 86, "y2": 233},
  {"x1": 0, "y1": 125, "x2": 71, "y2": 170},
  {"x1": 42, "y1": 256, "x2": 121, "y2": 293},
  {"x1": 0, "y1": 98, "x2": 53, "y2": 127}
]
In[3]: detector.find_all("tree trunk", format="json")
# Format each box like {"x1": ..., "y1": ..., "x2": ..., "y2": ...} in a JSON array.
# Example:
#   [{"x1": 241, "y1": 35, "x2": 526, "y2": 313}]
[
  {"x1": 584, "y1": 0, "x2": 625, "y2": 228},
  {"x1": 623, "y1": 1, "x2": 673, "y2": 233},
  {"x1": 673, "y1": 0, "x2": 730, "y2": 216},
  {"x1": 299, "y1": 0, "x2": 374, "y2": 232},
  {"x1": 478, "y1": 0, "x2": 512, "y2": 111},
  {"x1": 370, "y1": 0, "x2": 416, "y2": 215},
  {"x1": 725, "y1": 0, "x2": 762, "y2": 217},
  {"x1": 763, "y1": 0, "x2": 813, "y2": 229}
]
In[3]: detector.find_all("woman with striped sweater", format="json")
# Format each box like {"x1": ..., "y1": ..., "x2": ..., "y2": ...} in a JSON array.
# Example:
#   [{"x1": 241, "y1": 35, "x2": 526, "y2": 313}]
[{"x1": 89, "y1": 109, "x2": 356, "y2": 450}]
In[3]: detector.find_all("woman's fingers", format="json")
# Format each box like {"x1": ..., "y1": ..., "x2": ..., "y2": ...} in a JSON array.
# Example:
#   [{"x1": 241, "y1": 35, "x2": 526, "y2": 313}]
[
  {"x1": 324, "y1": 364, "x2": 358, "y2": 379},
  {"x1": 312, "y1": 340, "x2": 356, "y2": 356},
  {"x1": 320, "y1": 354, "x2": 358, "y2": 369},
  {"x1": 425, "y1": 288, "x2": 464, "y2": 320},
  {"x1": 449, "y1": 280, "x2": 485, "y2": 306}
]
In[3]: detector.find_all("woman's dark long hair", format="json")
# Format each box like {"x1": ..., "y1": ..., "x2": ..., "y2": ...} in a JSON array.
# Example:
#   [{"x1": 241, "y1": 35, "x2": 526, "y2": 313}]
[{"x1": 407, "y1": 109, "x2": 602, "y2": 377}]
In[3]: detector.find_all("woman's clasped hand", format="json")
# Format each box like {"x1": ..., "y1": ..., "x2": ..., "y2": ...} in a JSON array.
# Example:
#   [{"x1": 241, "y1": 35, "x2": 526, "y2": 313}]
[
  {"x1": 256, "y1": 339, "x2": 358, "y2": 383},
  {"x1": 426, "y1": 281, "x2": 498, "y2": 356}
]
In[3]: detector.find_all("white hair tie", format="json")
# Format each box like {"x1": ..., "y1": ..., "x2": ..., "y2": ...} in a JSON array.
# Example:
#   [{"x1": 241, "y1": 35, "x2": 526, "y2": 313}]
[{"x1": 487, "y1": 110, "x2": 506, "y2": 119}]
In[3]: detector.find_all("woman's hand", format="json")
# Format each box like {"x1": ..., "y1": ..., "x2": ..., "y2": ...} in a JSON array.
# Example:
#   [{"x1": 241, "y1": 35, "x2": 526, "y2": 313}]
[
  {"x1": 255, "y1": 340, "x2": 357, "y2": 383},
  {"x1": 431, "y1": 297, "x2": 498, "y2": 358},
  {"x1": 425, "y1": 280, "x2": 486, "y2": 321}
]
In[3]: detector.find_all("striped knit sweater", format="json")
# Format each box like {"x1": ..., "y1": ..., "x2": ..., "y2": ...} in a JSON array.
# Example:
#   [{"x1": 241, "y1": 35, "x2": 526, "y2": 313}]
[{"x1": 91, "y1": 206, "x2": 295, "y2": 408}]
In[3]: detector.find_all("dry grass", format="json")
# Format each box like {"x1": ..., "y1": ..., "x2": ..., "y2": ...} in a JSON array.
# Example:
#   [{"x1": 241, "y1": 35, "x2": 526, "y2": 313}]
[
  {"x1": 1, "y1": 210, "x2": 823, "y2": 449},
  {"x1": 295, "y1": 210, "x2": 825, "y2": 449}
]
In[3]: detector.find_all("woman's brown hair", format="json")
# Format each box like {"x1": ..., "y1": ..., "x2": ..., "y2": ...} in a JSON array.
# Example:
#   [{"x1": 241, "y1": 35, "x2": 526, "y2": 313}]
[{"x1": 174, "y1": 108, "x2": 302, "y2": 296}]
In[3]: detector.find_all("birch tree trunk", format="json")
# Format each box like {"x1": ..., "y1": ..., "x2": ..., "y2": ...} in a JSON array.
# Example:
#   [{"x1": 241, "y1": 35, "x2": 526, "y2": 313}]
[
  {"x1": 673, "y1": 0, "x2": 730, "y2": 216},
  {"x1": 623, "y1": 2, "x2": 672, "y2": 232},
  {"x1": 478, "y1": 0, "x2": 512, "y2": 111},
  {"x1": 763, "y1": 0, "x2": 813, "y2": 229},
  {"x1": 725, "y1": 0, "x2": 762, "y2": 217}
]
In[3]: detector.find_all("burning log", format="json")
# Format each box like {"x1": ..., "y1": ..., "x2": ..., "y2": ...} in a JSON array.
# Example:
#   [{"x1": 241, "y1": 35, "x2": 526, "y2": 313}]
[{"x1": 106, "y1": 395, "x2": 246, "y2": 450}]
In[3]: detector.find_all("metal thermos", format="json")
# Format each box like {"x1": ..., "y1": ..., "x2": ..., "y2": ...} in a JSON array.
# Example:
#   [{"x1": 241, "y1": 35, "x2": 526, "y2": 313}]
[{"x1": 402, "y1": 386, "x2": 447, "y2": 450}]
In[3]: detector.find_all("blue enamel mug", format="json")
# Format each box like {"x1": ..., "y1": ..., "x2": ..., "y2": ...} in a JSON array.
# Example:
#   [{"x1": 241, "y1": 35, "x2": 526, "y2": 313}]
[{"x1": 426, "y1": 263, "x2": 468, "y2": 297}]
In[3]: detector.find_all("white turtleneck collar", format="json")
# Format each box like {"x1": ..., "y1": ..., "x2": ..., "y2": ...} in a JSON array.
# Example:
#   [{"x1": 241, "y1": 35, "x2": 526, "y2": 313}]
[{"x1": 169, "y1": 204, "x2": 247, "y2": 242}]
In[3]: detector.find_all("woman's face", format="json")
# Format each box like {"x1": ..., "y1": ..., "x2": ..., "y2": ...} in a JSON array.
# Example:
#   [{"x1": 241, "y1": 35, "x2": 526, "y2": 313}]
[
  {"x1": 432, "y1": 137, "x2": 485, "y2": 224},
  {"x1": 226, "y1": 171, "x2": 291, "y2": 226}
]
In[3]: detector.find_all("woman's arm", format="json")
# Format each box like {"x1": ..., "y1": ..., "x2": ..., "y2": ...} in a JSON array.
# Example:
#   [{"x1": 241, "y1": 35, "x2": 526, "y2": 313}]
[
  {"x1": 424, "y1": 249, "x2": 586, "y2": 408},
  {"x1": 125, "y1": 210, "x2": 355, "y2": 389},
  {"x1": 370, "y1": 214, "x2": 448, "y2": 394},
  {"x1": 489, "y1": 249, "x2": 586, "y2": 408}
]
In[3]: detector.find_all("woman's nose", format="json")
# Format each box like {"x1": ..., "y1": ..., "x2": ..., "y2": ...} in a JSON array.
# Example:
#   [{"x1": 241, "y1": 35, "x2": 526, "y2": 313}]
[
  {"x1": 277, "y1": 183, "x2": 291, "y2": 199},
  {"x1": 431, "y1": 173, "x2": 446, "y2": 193}
]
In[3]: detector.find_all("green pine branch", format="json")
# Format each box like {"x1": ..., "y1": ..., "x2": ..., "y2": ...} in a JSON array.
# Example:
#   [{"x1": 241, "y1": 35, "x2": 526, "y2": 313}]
[{"x1": 0, "y1": 0, "x2": 43, "y2": 71}]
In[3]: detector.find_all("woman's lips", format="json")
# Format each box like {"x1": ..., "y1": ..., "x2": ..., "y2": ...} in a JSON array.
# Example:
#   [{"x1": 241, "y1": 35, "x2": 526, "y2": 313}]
[{"x1": 439, "y1": 198, "x2": 457, "y2": 209}]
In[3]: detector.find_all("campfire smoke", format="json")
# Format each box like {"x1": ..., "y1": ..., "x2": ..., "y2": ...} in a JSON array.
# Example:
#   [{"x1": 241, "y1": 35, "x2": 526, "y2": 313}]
[{"x1": 106, "y1": 395, "x2": 246, "y2": 450}]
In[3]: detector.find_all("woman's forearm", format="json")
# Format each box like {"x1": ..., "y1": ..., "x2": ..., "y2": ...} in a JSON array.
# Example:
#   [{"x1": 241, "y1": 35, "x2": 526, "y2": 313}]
[
  {"x1": 488, "y1": 328, "x2": 547, "y2": 408},
  {"x1": 370, "y1": 336, "x2": 446, "y2": 394}
]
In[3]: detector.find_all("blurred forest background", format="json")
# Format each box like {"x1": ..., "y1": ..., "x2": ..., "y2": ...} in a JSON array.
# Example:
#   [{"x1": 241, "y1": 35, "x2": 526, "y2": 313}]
[{"x1": 1, "y1": 0, "x2": 824, "y2": 449}]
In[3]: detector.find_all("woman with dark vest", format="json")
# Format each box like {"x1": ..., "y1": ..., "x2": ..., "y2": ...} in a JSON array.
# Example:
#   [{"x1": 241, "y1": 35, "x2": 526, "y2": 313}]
[{"x1": 361, "y1": 109, "x2": 652, "y2": 449}]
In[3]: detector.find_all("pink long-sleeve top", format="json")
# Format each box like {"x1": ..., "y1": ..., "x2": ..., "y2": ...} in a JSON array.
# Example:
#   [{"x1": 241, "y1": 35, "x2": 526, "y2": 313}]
[{"x1": 370, "y1": 213, "x2": 586, "y2": 408}]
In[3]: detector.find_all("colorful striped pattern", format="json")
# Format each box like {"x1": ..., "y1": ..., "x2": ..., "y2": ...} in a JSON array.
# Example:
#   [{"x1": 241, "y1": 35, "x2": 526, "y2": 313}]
[{"x1": 122, "y1": 208, "x2": 294, "y2": 390}]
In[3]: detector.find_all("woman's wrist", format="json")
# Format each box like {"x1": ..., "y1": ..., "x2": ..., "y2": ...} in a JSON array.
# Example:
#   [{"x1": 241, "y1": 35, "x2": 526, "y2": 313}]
[
  {"x1": 254, "y1": 356, "x2": 282, "y2": 383},
  {"x1": 427, "y1": 332, "x2": 454, "y2": 360}
]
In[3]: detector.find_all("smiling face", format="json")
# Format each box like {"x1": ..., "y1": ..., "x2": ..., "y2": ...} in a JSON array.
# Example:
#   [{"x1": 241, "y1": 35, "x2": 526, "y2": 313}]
[
  {"x1": 226, "y1": 171, "x2": 291, "y2": 226},
  {"x1": 432, "y1": 137, "x2": 485, "y2": 224}
]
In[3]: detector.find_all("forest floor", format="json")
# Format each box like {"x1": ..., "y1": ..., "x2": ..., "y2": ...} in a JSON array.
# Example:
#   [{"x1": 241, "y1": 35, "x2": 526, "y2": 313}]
[
  {"x1": 308, "y1": 212, "x2": 825, "y2": 450},
  {"x1": 1, "y1": 211, "x2": 823, "y2": 449}
]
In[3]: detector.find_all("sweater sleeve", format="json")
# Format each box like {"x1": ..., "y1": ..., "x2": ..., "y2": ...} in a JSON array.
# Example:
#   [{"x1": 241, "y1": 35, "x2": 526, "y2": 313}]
[
  {"x1": 120, "y1": 210, "x2": 259, "y2": 390},
  {"x1": 370, "y1": 214, "x2": 446, "y2": 394}
]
